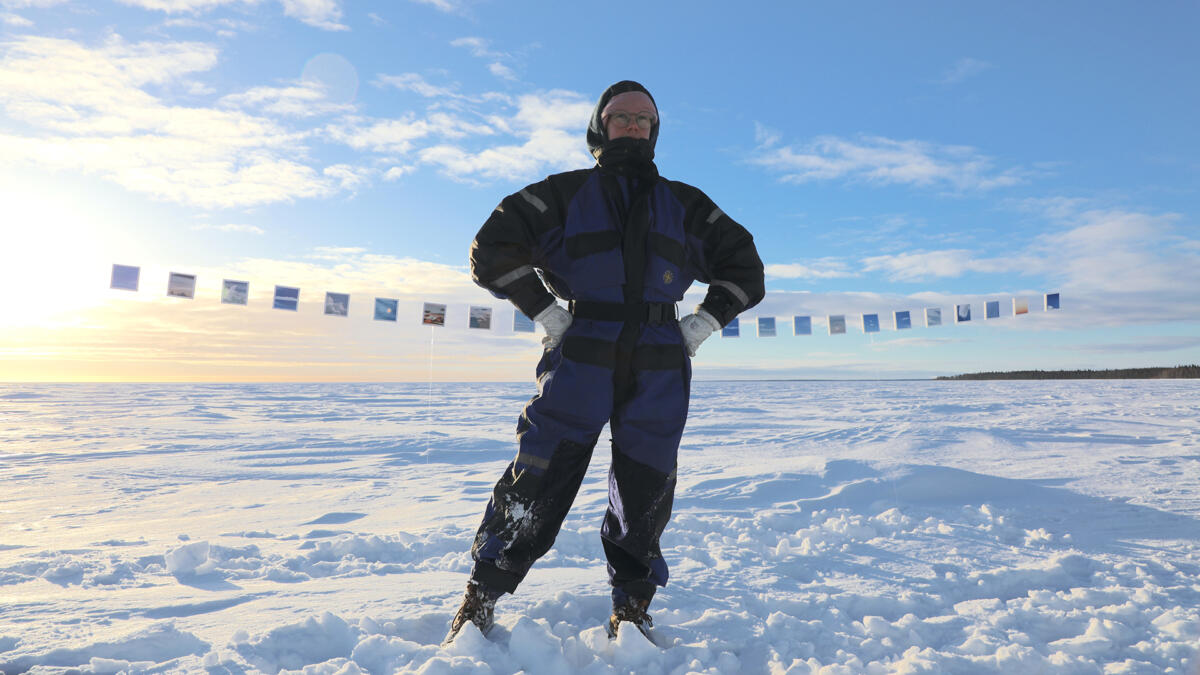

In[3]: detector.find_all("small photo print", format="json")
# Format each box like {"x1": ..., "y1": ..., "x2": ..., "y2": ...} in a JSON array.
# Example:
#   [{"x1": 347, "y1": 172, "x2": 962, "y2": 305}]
[
  {"x1": 862, "y1": 313, "x2": 880, "y2": 333},
  {"x1": 894, "y1": 310, "x2": 912, "y2": 330},
  {"x1": 513, "y1": 311, "x2": 536, "y2": 333},
  {"x1": 1045, "y1": 292, "x2": 1061, "y2": 310},
  {"x1": 221, "y1": 279, "x2": 249, "y2": 305},
  {"x1": 956, "y1": 304, "x2": 972, "y2": 323},
  {"x1": 757, "y1": 316, "x2": 776, "y2": 337},
  {"x1": 325, "y1": 292, "x2": 350, "y2": 317},
  {"x1": 828, "y1": 315, "x2": 846, "y2": 335},
  {"x1": 925, "y1": 307, "x2": 942, "y2": 327},
  {"x1": 721, "y1": 317, "x2": 740, "y2": 338},
  {"x1": 469, "y1": 305, "x2": 493, "y2": 329},
  {"x1": 167, "y1": 272, "x2": 196, "y2": 299},
  {"x1": 793, "y1": 315, "x2": 812, "y2": 336},
  {"x1": 374, "y1": 298, "x2": 398, "y2": 321},
  {"x1": 985, "y1": 300, "x2": 1001, "y2": 319},
  {"x1": 274, "y1": 285, "x2": 300, "y2": 311},
  {"x1": 110, "y1": 264, "x2": 140, "y2": 291},
  {"x1": 422, "y1": 302, "x2": 447, "y2": 326},
  {"x1": 1013, "y1": 298, "x2": 1029, "y2": 315}
]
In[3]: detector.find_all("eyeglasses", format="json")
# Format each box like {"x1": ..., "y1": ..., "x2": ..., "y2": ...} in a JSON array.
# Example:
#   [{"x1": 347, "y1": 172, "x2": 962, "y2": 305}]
[{"x1": 604, "y1": 111, "x2": 656, "y2": 130}]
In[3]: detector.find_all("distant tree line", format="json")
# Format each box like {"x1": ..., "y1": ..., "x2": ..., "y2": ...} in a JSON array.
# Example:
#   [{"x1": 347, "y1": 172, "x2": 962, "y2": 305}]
[{"x1": 936, "y1": 365, "x2": 1200, "y2": 380}]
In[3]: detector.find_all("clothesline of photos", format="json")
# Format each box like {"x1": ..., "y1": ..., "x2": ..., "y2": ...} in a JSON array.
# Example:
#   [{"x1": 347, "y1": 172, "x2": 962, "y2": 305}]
[{"x1": 110, "y1": 263, "x2": 1062, "y2": 336}]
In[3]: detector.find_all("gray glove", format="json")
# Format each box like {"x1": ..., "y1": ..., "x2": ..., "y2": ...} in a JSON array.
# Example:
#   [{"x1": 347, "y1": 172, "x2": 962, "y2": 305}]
[
  {"x1": 533, "y1": 304, "x2": 573, "y2": 349},
  {"x1": 679, "y1": 308, "x2": 722, "y2": 357}
]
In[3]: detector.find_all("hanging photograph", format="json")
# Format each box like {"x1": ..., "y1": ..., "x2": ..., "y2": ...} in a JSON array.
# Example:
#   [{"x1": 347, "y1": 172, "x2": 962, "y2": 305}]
[
  {"x1": 926, "y1": 307, "x2": 942, "y2": 327},
  {"x1": 513, "y1": 311, "x2": 536, "y2": 333},
  {"x1": 956, "y1": 304, "x2": 972, "y2": 323},
  {"x1": 828, "y1": 315, "x2": 847, "y2": 335},
  {"x1": 273, "y1": 285, "x2": 299, "y2": 311},
  {"x1": 862, "y1": 313, "x2": 880, "y2": 333},
  {"x1": 167, "y1": 272, "x2": 196, "y2": 299},
  {"x1": 1045, "y1": 292, "x2": 1061, "y2": 310},
  {"x1": 757, "y1": 317, "x2": 776, "y2": 337},
  {"x1": 422, "y1": 302, "x2": 447, "y2": 326},
  {"x1": 469, "y1": 306, "x2": 493, "y2": 329},
  {"x1": 1013, "y1": 298, "x2": 1029, "y2": 315},
  {"x1": 110, "y1": 264, "x2": 140, "y2": 291},
  {"x1": 324, "y1": 292, "x2": 350, "y2": 317},
  {"x1": 793, "y1": 315, "x2": 812, "y2": 336},
  {"x1": 221, "y1": 280, "x2": 249, "y2": 305},
  {"x1": 894, "y1": 310, "x2": 912, "y2": 330},
  {"x1": 721, "y1": 317, "x2": 740, "y2": 338},
  {"x1": 985, "y1": 300, "x2": 1001, "y2": 319},
  {"x1": 374, "y1": 298, "x2": 398, "y2": 321}
]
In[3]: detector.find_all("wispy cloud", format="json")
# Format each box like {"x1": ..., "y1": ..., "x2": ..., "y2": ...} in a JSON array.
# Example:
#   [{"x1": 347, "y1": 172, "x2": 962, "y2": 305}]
[
  {"x1": 192, "y1": 222, "x2": 266, "y2": 234},
  {"x1": 115, "y1": 0, "x2": 348, "y2": 30},
  {"x1": 938, "y1": 57, "x2": 992, "y2": 85},
  {"x1": 452, "y1": 36, "x2": 520, "y2": 81},
  {"x1": 861, "y1": 250, "x2": 1011, "y2": 281},
  {"x1": 219, "y1": 82, "x2": 354, "y2": 117},
  {"x1": 765, "y1": 259, "x2": 857, "y2": 280},
  {"x1": 408, "y1": 0, "x2": 466, "y2": 14},
  {"x1": 1069, "y1": 336, "x2": 1200, "y2": 354},
  {"x1": 752, "y1": 134, "x2": 1024, "y2": 192},
  {"x1": 0, "y1": 35, "x2": 353, "y2": 208},
  {"x1": 1, "y1": 11, "x2": 32, "y2": 25}
]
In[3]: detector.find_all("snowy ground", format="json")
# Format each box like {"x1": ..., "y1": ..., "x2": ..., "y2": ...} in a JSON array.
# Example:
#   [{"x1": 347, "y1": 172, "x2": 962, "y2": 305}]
[{"x1": 2, "y1": 379, "x2": 1199, "y2": 674}]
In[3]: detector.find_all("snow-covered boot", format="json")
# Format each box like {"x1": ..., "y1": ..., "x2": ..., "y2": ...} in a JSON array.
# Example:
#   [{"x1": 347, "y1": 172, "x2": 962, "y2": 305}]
[
  {"x1": 605, "y1": 595, "x2": 653, "y2": 639},
  {"x1": 443, "y1": 581, "x2": 502, "y2": 645}
]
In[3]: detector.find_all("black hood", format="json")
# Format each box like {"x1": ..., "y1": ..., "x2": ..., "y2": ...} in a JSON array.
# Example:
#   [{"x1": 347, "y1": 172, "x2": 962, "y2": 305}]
[{"x1": 586, "y1": 80, "x2": 659, "y2": 161}]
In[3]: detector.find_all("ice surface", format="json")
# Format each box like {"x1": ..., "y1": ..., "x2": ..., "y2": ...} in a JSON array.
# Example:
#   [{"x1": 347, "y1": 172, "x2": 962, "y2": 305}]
[{"x1": 1, "y1": 380, "x2": 1199, "y2": 673}]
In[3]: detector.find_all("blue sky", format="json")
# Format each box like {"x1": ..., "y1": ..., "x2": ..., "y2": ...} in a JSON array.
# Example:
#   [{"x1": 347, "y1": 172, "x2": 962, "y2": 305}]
[{"x1": 1, "y1": 0, "x2": 1198, "y2": 381}]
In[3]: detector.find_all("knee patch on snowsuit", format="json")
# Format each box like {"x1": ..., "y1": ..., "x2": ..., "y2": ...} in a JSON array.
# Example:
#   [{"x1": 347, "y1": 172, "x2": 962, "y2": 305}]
[{"x1": 471, "y1": 436, "x2": 598, "y2": 591}]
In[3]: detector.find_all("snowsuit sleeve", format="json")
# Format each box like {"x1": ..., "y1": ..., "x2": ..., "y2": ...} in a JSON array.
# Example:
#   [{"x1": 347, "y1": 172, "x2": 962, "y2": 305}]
[
  {"x1": 469, "y1": 178, "x2": 563, "y2": 320},
  {"x1": 678, "y1": 187, "x2": 766, "y2": 327}
]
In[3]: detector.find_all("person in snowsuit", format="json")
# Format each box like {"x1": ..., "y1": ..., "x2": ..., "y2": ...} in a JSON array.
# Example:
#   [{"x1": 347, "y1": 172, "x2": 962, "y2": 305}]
[{"x1": 446, "y1": 80, "x2": 764, "y2": 643}]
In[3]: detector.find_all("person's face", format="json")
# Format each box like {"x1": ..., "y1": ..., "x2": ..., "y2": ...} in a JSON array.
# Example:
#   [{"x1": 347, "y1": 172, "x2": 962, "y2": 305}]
[
  {"x1": 605, "y1": 110, "x2": 655, "y2": 140},
  {"x1": 602, "y1": 91, "x2": 656, "y2": 141}
]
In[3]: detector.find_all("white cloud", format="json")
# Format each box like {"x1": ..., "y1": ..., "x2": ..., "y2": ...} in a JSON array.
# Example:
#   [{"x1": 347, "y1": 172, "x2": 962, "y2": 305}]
[
  {"x1": 115, "y1": 0, "x2": 347, "y2": 30},
  {"x1": 0, "y1": 0, "x2": 67, "y2": 7},
  {"x1": 939, "y1": 57, "x2": 992, "y2": 85},
  {"x1": 0, "y1": 35, "x2": 349, "y2": 208},
  {"x1": 322, "y1": 163, "x2": 371, "y2": 191},
  {"x1": 752, "y1": 134, "x2": 1024, "y2": 192},
  {"x1": 450, "y1": 37, "x2": 502, "y2": 60},
  {"x1": 754, "y1": 121, "x2": 781, "y2": 148},
  {"x1": 861, "y1": 250, "x2": 1011, "y2": 281},
  {"x1": 278, "y1": 0, "x2": 345, "y2": 30},
  {"x1": 488, "y1": 62, "x2": 516, "y2": 81},
  {"x1": 384, "y1": 165, "x2": 415, "y2": 181},
  {"x1": 220, "y1": 82, "x2": 353, "y2": 117},
  {"x1": 375, "y1": 73, "x2": 465, "y2": 100},
  {"x1": 409, "y1": 0, "x2": 464, "y2": 13},
  {"x1": 452, "y1": 36, "x2": 519, "y2": 81},
  {"x1": 327, "y1": 89, "x2": 593, "y2": 182},
  {"x1": 193, "y1": 222, "x2": 266, "y2": 234},
  {"x1": 2, "y1": 11, "x2": 32, "y2": 25},
  {"x1": 765, "y1": 259, "x2": 856, "y2": 280}
]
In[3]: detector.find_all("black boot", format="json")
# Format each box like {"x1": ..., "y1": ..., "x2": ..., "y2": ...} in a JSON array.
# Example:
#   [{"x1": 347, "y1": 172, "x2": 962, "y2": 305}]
[
  {"x1": 443, "y1": 581, "x2": 502, "y2": 645},
  {"x1": 606, "y1": 595, "x2": 653, "y2": 639}
]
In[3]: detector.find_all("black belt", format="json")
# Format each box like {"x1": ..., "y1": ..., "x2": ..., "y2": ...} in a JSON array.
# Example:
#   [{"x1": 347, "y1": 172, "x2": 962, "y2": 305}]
[{"x1": 568, "y1": 300, "x2": 678, "y2": 324}]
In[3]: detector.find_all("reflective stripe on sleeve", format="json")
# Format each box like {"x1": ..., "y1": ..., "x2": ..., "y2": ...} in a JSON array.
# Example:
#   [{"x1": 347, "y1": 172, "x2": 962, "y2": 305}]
[
  {"x1": 492, "y1": 264, "x2": 535, "y2": 289},
  {"x1": 519, "y1": 189, "x2": 549, "y2": 213},
  {"x1": 711, "y1": 279, "x2": 750, "y2": 307},
  {"x1": 706, "y1": 207, "x2": 725, "y2": 224}
]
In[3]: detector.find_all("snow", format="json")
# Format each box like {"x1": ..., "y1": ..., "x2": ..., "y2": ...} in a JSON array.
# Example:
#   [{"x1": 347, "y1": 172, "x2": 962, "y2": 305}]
[{"x1": 1, "y1": 380, "x2": 1199, "y2": 673}]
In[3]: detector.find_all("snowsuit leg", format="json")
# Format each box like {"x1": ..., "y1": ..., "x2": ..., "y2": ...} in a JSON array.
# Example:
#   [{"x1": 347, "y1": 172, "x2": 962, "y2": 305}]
[
  {"x1": 602, "y1": 353, "x2": 690, "y2": 602},
  {"x1": 470, "y1": 344, "x2": 614, "y2": 593}
]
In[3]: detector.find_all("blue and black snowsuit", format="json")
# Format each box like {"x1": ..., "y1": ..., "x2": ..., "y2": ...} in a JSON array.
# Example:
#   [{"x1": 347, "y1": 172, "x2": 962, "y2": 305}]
[{"x1": 468, "y1": 81, "x2": 764, "y2": 604}]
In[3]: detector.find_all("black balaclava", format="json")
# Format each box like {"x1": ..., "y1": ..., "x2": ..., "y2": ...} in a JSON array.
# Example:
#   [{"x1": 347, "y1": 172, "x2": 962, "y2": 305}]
[{"x1": 586, "y1": 80, "x2": 660, "y2": 171}]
